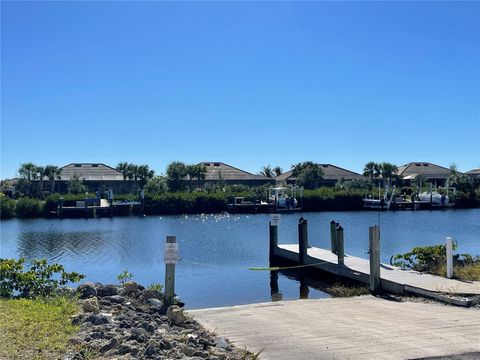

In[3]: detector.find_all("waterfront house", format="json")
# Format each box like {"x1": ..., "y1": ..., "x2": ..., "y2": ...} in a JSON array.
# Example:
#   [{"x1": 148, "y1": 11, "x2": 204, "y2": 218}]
[
  {"x1": 191, "y1": 162, "x2": 275, "y2": 187},
  {"x1": 32, "y1": 163, "x2": 135, "y2": 194},
  {"x1": 275, "y1": 164, "x2": 363, "y2": 187},
  {"x1": 396, "y1": 162, "x2": 453, "y2": 186},
  {"x1": 466, "y1": 168, "x2": 480, "y2": 186}
]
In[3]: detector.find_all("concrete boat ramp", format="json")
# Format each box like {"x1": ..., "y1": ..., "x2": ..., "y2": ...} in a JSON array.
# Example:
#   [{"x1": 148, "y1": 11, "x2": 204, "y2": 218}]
[{"x1": 190, "y1": 296, "x2": 480, "y2": 360}]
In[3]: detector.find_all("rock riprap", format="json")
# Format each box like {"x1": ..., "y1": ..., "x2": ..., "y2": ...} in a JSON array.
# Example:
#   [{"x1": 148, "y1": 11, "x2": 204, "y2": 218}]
[{"x1": 68, "y1": 282, "x2": 250, "y2": 360}]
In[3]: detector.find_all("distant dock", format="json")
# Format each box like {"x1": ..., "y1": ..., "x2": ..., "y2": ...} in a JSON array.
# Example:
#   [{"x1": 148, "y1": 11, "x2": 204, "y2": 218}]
[{"x1": 57, "y1": 198, "x2": 143, "y2": 218}]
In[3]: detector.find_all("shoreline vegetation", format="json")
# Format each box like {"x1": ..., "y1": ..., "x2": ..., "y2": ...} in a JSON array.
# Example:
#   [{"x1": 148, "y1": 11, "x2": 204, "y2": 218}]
[
  {"x1": 2, "y1": 160, "x2": 480, "y2": 219},
  {"x1": 392, "y1": 244, "x2": 480, "y2": 282},
  {"x1": 1, "y1": 187, "x2": 480, "y2": 220},
  {"x1": 0, "y1": 258, "x2": 259, "y2": 360}
]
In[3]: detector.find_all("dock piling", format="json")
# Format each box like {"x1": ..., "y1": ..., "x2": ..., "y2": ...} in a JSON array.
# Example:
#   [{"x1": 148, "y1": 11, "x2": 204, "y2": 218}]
[
  {"x1": 336, "y1": 225, "x2": 344, "y2": 266},
  {"x1": 446, "y1": 236, "x2": 454, "y2": 279},
  {"x1": 330, "y1": 220, "x2": 337, "y2": 254},
  {"x1": 165, "y1": 236, "x2": 177, "y2": 305},
  {"x1": 298, "y1": 218, "x2": 308, "y2": 265},
  {"x1": 269, "y1": 222, "x2": 278, "y2": 264},
  {"x1": 369, "y1": 225, "x2": 381, "y2": 294}
]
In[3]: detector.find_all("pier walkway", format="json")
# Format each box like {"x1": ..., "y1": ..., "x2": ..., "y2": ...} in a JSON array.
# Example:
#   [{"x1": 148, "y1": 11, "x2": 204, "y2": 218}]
[
  {"x1": 276, "y1": 245, "x2": 480, "y2": 302},
  {"x1": 190, "y1": 296, "x2": 480, "y2": 360}
]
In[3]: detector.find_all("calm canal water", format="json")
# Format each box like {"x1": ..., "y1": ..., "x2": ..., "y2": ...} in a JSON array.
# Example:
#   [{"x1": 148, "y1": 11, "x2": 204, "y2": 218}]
[{"x1": 1, "y1": 209, "x2": 479, "y2": 309}]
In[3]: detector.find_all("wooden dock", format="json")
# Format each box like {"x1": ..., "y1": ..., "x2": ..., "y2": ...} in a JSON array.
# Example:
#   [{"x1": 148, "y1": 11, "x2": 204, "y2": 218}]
[{"x1": 270, "y1": 219, "x2": 480, "y2": 305}]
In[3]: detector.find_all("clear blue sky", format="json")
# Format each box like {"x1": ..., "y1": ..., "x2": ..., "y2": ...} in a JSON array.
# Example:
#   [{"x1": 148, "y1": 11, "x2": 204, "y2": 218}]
[{"x1": 1, "y1": 1, "x2": 479, "y2": 179}]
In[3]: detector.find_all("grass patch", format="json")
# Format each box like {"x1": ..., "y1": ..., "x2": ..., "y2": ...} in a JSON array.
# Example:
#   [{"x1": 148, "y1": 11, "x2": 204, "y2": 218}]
[
  {"x1": 432, "y1": 263, "x2": 480, "y2": 282},
  {"x1": 325, "y1": 282, "x2": 369, "y2": 297},
  {"x1": 0, "y1": 296, "x2": 79, "y2": 360}
]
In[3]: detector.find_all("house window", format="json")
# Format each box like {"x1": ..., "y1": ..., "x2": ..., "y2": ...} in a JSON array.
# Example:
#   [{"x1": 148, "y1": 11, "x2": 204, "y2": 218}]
[
  {"x1": 214, "y1": 162, "x2": 220, "y2": 166},
  {"x1": 423, "y1": 163, "x2": 429, "y2": 166},
  {"x1": 322, "y1": 165, "x2": 328, "y2": 168},
  {"x1": 415, "y1": 163, "x2": 421, "y2": 166},
  {"x1": 91, "y1": 164, "x2": 99, "y2": 167},
  {"x1": 74, "y1": 164, "x2": 81, "y2": 167}
]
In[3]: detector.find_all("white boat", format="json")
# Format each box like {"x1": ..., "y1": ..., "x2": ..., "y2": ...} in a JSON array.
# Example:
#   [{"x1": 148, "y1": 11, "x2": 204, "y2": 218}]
[
  {"x1": 418, "y1": 191, "x2": 449, "y2": 206},
  {"x1": 268, "y1": 186, "x2": 303, "y2": 212}
]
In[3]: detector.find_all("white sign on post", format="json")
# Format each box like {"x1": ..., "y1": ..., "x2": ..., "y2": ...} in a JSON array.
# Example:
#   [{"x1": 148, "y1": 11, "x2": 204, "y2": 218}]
[
  {"x1": 271, "y1": 214, "x2": 281, "y2": 226},
  {"x1": 164, "y1": 241, "x2": 179, "y2": 264}
]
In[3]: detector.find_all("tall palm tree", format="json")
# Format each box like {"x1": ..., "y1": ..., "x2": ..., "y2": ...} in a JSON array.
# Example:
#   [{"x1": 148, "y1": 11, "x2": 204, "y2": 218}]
[
  {"x1": 44, "y1": 165, "x2": 62, "y2": 193},
  {"x1": 260, "y1": 165, "x2": 273, "y2": 178},
  {"x1": 35, "y1": 165, "x2": 46, "y2": 199},
  {"x1": 127, "y1": 164, "x2": 139, "y2": 181},
  {"x1": 363, "y1": 162, "x2": 379, "y2": 181},
  {"x1": 291, "y1": 161, "x2": 324, "y2": 189},
  {"x1": 136, "y1": 165, "x2": 154, "y2": 189},
  {"x1": 272, "y1": 166, "x2": 283, "y2": 177},
  {"x1": 18, "y1": 162, "x2": 37, "y2": 195},
  {"x1": 379, "y1": 162, "x2": 398, "y2": 185},
  {"x1": 116, "y1": 162, "x2": 130, "y2": 181}
]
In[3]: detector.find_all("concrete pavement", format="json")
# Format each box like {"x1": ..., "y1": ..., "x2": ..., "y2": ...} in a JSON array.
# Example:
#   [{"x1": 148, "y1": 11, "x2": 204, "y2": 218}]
[{"x1": 189, "y1": 296, "x2": 480, "y2": 360}]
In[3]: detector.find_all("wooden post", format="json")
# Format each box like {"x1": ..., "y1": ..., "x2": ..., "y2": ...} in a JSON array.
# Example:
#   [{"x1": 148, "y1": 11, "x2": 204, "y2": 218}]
[
  {"x1": 336, "y1": 225, "x2": 344, "y2": 266},
  {"x1": 269, "y1": 222, "x2": 278, "y2": 264},
  {"x1": 58, "y1": 198, "x2": 64, "y2": 218},
  {"x1": 330, "y1": 220, "x2": 337, "y2": 254},
  {"x1": 369, "y1": 225, "x2": 381, "y2": 294},
  {"x1": 299, "y1": 274, "x2": 309, "y2": 299},
  {"x1": 298, "y1": 218, "x2": 308, "y2": 265},
  {"x1": 164, "y1": 236, "x2": 177, "y2": 305},
  {"x1": 446, "y1": 236, "x2": 453, "y2": 279}
]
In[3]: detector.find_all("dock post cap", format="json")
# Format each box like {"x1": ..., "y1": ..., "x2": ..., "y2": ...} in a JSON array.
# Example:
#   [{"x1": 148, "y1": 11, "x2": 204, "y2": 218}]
[
  {"x1": 330, "y1": 220, "x2": 336, "y2": 224},
  {"x1": 298, "y1": 217, "x2": 307, "y2": 224},
  {"x1": 336, "y1": 225, "x2": 343, "y2": 231}
]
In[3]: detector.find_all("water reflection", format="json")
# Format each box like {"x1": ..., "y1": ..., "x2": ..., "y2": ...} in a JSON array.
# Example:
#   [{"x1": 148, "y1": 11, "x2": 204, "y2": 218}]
[
  {"x1": 17, "y1": 231, "x2": 106, "y2": 262},
  {"x1": 1, "y1": 209, "x2": 479, "y2": 309}
]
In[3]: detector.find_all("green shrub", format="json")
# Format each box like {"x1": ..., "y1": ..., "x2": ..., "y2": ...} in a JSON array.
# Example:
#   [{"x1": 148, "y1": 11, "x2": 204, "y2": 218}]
[
  {"x1": 117, "y1": 269, "x2": 133, "y2": 284},
  {"x1": 391, "y1": 244, "x2": 452, "y2": 272},
  {"x1": 0, "y1": 195, "x2": 15, "y2": 219},
  {"x1": 15, "y1": 197, "x2": 42, "y2": 218},
  {"x1": 0, "y1": 258, "x2": 85, "y2": 298},
  {"x1": 148, "y1": 283, "x2": 163, "y2": 293},
  {"x1": 144, "y1": 192, "x2": 226, "y2": 215},
  {"x1": 303, "y1": 188, "x2": 365, "y2": 211},
  {"x1": 392, "y1": 245, "x2": 480, "y2": 281},
  {"x1": 453, "y1": 190, "x2": 478, "y2": 208}
]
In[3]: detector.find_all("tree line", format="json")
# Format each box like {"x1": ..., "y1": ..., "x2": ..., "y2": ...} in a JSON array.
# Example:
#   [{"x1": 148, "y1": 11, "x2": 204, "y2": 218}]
[{"x1": 3, "y1": 160, "x2": 477, "y2": 199}]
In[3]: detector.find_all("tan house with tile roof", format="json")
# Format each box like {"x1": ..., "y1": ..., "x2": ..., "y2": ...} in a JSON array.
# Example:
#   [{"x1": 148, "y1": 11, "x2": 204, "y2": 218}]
[
  {"x1": 32, "y1": 163, "x2": 135, "y2": 194},
  {"x1": 275, "y1": 164, "x2": 363, "y2": 187},
  {"x1": 194, "y1": 162, "x2": 275, "y2": 187},
  {"x1": 466, "y1": 168, "x2": 480, "y2": 186},
  {"x1": 396, "y1": 162, "x2": 453, "y2": 186}
]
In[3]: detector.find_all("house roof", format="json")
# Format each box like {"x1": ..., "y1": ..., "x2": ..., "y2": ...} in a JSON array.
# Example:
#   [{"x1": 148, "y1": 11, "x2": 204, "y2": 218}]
[
  {"x1": 466, "y1": 168, "x2": 480, "y2": 177},
  {"x1": 59, "y1": 163, "x2": 124, "y2": 181},
  {"x1": 199, "y1": 162, "x2": 273, "y2": 181},
  {"x1": 275, "y1": 164, "x2": 363, "y2": 182},
  {"x1": 397, "y1": 162, "x2": 452, "y2": 180}
]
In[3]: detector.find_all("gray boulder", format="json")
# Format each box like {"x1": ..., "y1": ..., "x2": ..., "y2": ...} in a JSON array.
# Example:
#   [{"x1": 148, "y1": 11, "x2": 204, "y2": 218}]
[
  {"x1": 77, "y1": 282, "x2": 97, "y2": 299},
  {"x1": 104, "y1": 295, "x2": 125, "y2": 304},
  {"x1": 167, "y1": 305, "x2": 187, "y2": 326},
  {"x1": 96, "y1": 284, "x2": 118, "y2": 297},
  {"x1": 79, "y1": 297, "x2": 99, "y2": 313}
]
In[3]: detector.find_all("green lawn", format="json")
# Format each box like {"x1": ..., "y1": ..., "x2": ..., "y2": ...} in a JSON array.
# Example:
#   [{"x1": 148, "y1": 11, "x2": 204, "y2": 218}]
[{"x1": 0, "y1": 297, "x2": 79, "y2": 360}]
